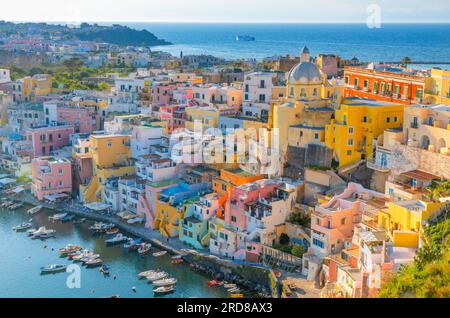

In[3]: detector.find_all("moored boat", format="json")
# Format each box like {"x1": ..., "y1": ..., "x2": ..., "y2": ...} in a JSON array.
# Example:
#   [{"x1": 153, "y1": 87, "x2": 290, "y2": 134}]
[
  {"x1": 153, "y1": 285, "x2": 175, "y2": 295},
  {"x1": 153, "y1": 278, "x2": 177, "y2": 287},
  {"x1": 207, "y1": 280, "x2": 221, "y2": 287},
  {"x1": 49, "y1": 213, "x2": 68, "y2": 222},
  {"x1": 100, "y1": 264, "x2": 110, "y2": 275},
  {"x1": 59, "y1": 244, "x2": 82, "y2": 256},
  {"x1": 72, "y1": 250, "x2": 93, "y2": 262},
  {"x1": 27, "y1": 205, "x2": 43, "y2": 216},
  {"x1": 106, "y1": 227, "x2": 119, "y2": 235},
  {"x1": 105, "y1": 233, "x2": 128, "y2": 246},
  {"x1": 138, "y1": 270, "x2": 157, "y2": 279},
  {"x1": 123, "y1": 238, "x2": 142, "y2": 251},
  {"x1": 31, "y1": 227, "x2": 56, "y2": 239},
  {"x1": 85, "y1": 258, "x2": 103, "y2": 268},
  {"x1": 146, "y1": 271, "x2": 168, "y2": 282},
  {"x1": 40, "y1": 264, "x2": 67, "y2": 274},
  {"x1": 137, "y1": 243, "x2": 151, "y2": 255},
  {"x1": 152, "y1": 251, "x2": 167, "y2": 257},
  {"x1": 13, "y1": 222, "x2": 33, "y2": 232},
  {"x1": 80, "y1": 254, "x2": 100, "y2": 264},
  {"x1": 61, "y1": 214, "x2": 75, "y2": 223}
]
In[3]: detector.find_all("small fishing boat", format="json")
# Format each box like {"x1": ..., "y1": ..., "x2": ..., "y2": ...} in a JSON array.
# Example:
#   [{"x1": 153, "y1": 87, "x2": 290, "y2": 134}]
[
  {"x1": 61, "y1": 214, "x2": 75, "y2": 223},
  {"x1": 105, "y1": 233, "x2": 128, "y2": 246},
  {"x1": 85, "y1": 258, "x2": 103, "y2": 268},
  {"x1": 8, "y1": 203, "x2": 24, "y2": 210},
  {"x1": 171, "y1": 258, "x2": 184, "y2": 265},
  {"x1": 138, "y1": 270, "x2": 157, "y2": 279},
  {"x1": 236, "y1": 35, "x2": 256, "y2": 41},
  {"x1": 73, "y1": 218, "x2": 87, "y2": 224},
  {"x1": 49, "y1": 213, "x2": 68, "y2": 222},
  {"x1": 153, "y1": 278, "x2": 177, "y2": 287},
  {"x1": 80, "y1": 254, "x2": 100, "y2": 264},
  {"x1": 72, "y1": 250, "x2": 93, "y2": 262},
  {"x1": 146, "y1": 271, "x2": 169, "y2": 283},
  {"x1": 13, "y1": 222, "x2": 33, "y2": 232},
  {"x1": 100, "y1": 264, "x2": 110, "y2": 275},
  {"x1": 127, "y1": 217, "x2": 144, "y2": 224},
  {"x1": 27, "y1": 228, "x2": 37, "y2": 236},
  {"x1": 124, "y1": 238, "x2": 143, "y2": 251},
  {"x1": 59, "y1": 244, "x2": 82, "y2": 257},
  {"x1": 27, "y1": 205, "x2": 43, "y2": 215},
  {"x1": 153, "y1": 285, "x2": 175, "y2": 295},
  {"x1": 106, "y1": 227, "x2": 119, "y2": 235},
  {"x1": 207, "y1": 280, "x2": 221, "y2": 287},
  {"x1": 224, "y1": 283, "x2": 237, "y2": 289},
  {"x1": 152, "y1": 251, "x2": 167, "y2": 257},
  {"x1": 228, "y1": 287, "x2": 241, "y2": 293},
  {"x1": 137, "y1": 243, "x2": 151, "y2": 255},
  {"x1": 89, "y1": 222, "x2": 109, "y2": 233},
  {"x1": 40, "y1": 264, "x2": 67, "y2": 274}
]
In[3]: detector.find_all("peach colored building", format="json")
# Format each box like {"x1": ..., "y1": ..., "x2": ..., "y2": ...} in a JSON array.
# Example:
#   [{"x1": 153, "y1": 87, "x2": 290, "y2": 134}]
[{"x1": 31, "y1": 157, "x2": 72, "y2": 201}]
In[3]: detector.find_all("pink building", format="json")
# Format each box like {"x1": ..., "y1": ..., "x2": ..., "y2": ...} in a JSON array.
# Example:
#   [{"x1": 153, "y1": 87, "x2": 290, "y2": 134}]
[
  {"x1": 56, "y1": 106, "x2": 100, "y2": 134},
  {"x1": 152, "y1": 83, "x2": 178, "y2": 106},
  {"x1": 25, "y1": 125, "x2": 75, "y2": 158},
  {"x1": 158, "y1": 104, "x2": 186, "y2": 134},
  {"x1": 31, "y1": 157, "x2": 72, "y2": 201},
  {"x1": 226, "y1": 179, "x2": 281, "y2": 231}
]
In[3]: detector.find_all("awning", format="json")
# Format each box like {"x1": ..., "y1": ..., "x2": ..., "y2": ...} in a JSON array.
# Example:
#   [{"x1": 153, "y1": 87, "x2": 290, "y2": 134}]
[{"x1": 401, "y1": 170, "x2": 440, "y2": 181}]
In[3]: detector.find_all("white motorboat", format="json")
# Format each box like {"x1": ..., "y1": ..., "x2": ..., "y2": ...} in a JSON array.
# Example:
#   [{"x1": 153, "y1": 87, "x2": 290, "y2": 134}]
[
  {"x1": 137, "y1": 243, "x2": 151, "y2": 255},
  {"x1": 40, "y1": 264, "x2": 67, "y2": 274},
  {"x1": 72, "y1": 250, "x2": 93, "y2": 262},
  {"x1": 153, "y1": 285, "x2": 175, "y2": 295},
  {"x1": 27, "y1": 205, "x2": 43, "y2": 215},
  {"x1": 127, "y1": 217, "x2": 144, "y2": 224},
  {"x1": 146, "y1": 271, "x2": 168, "y2": 282},
  {"x1": 13, "y1": 222, "x2": 33, "y2": 232},
  {"x1": 138, "y1": 270, "x2": 157, "y2": 279},
  {"x1": 59, "y1": 244, "x2": 82, "y2": 256},
  {"x1": 31, "y1": 226, "x2": 56, "y2": 239},
  {"x1": 153, "y1": 278, "x2": 177, "y2": 287},
  {"x1": 85, "y1": 258, "x2": 103, "y2": 267},
  {"x1": 49, "y1": 213, "x2": 67, "y2": 222},
  {"x1": 80, "y1": 254, "x2": 100, "y2": 264},
  {"x1": 105, "y1": 233, "x2": 128, "y2": 246}
]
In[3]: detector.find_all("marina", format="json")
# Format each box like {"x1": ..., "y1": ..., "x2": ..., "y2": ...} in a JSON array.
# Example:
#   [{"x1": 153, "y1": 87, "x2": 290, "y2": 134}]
[{"x1": 0, "y1": 204, "x2": 229, "y2": 298}]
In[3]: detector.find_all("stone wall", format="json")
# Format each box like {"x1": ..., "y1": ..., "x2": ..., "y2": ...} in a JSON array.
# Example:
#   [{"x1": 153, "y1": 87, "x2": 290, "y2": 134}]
[{"x1": 390, "y1": 142, "x2": 450, "y2": 179}]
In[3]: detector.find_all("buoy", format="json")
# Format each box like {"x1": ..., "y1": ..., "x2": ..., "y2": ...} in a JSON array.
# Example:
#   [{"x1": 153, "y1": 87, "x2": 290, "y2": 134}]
[
  {"x1": 113, "y1": 275, "x2": 117, "y2": 280},
  {"x1": 132, "y1": 287, "x2": 136, "y2": 292}
]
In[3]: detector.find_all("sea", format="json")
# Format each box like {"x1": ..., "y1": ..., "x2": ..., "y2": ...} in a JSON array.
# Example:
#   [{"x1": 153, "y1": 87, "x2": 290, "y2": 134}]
[
  {"x1": 127, "y1": 23, "x2": 450, "y2": 68},
  {"x1": 0, "y1": 204, "x2": 228, "y2": 298}
]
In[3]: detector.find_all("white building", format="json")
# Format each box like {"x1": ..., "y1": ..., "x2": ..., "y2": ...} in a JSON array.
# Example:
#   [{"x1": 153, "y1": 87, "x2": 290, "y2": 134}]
[
  {"x1": 242, "y1": 72, "x2": 276, "y2": 119},
  {"x1": 136, "y1": 154, "x2": 178, "y2": 182},
  {"x1": 130, "y1": 125, "x2": 164, "y2": 158},
  {"x1": 0, "y1": 69, "x2": 11, "y2": 84}
]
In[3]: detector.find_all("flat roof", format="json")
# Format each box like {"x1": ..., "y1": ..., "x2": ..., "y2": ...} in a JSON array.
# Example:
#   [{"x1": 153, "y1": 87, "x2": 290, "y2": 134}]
[
  {"x1": 401, "y1": 170, "x2": 440, "y2": 181},
  {"x1": 343, "y1": 97, "x2": 403, "y2": 107}
]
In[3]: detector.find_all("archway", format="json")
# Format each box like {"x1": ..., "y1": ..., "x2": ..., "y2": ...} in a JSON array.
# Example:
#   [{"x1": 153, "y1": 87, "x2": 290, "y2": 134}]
[{"x1": 421, "y1": 135, "x2": 431, "y2": 150}]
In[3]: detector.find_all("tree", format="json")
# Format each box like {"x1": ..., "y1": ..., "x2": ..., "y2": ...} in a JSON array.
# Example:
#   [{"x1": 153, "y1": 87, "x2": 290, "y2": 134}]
[
  {"x1": 401, "y1": 56, "x2": 411, "y2": 68},
  {"x1": 98, "y1": 82, "x2": 111, "y2": 91},
  {"x1": 63, "y1": 57, "x2": 84, "y2": 77},
  {"x1": 291, "y1": 244, "x2": 306, "y2": 258}
]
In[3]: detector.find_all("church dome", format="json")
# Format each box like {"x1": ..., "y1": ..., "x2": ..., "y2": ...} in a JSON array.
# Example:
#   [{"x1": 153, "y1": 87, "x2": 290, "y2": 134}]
[{"x1": 288, "y1": 62, "x2": 323, "y2": 84}]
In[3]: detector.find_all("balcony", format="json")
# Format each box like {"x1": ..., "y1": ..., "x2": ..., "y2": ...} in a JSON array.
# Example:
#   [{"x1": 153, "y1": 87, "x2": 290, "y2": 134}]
[
  {"x1": 410, "y1": 122, "x2": 419, "y2": 129},
  {"x1": 366, "y1": 159, "x2": 390, "y2": 173}
]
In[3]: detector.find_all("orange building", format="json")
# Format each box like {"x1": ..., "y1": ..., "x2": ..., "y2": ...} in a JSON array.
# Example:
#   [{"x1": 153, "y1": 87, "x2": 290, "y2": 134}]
[
  {"x1": 212, "y1": 168, "x2": 264, "y2": 217},
  {"x1": 344, "y1": 65, "x2": 426, "y2": 105}
]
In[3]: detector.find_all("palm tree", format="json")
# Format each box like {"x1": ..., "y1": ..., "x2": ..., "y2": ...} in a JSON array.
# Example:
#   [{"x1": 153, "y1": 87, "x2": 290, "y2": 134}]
[{"x1": 401, "y1": 56, "x2": 411, "y2": 68}]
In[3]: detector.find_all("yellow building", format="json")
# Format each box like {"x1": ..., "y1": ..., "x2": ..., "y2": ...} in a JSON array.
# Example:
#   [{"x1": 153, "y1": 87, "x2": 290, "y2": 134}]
[
  {"x1": 425, "y1": 68, "x2": 450, "y2": 105},
  {"x1": 80, "y1": 134, "x2": 135, "y2": 203},
  {"x1": 270, "y1": 46, "x2": 338, "y2": 163},
  {"x1": 378, "y1": 200, "x2": 444, "y2": 247},
  {"x1": 325, "y1": 98, "x2": 404, "y2": 168},
  {"x1": 185, "y1": 106, "x2": 219, "y2": 131}
]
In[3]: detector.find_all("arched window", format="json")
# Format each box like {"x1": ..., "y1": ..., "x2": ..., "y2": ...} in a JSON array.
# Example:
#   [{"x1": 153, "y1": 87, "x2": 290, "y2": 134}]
[
  {"x1": 300, "y1": 88, "x2": 307, "y2": 98},
  {"x1": 290, "y1": 87, "x2": 294, "y2": 97},
  {"x1": 313, "y1": 88, "x2": 318, "y2": 97}
]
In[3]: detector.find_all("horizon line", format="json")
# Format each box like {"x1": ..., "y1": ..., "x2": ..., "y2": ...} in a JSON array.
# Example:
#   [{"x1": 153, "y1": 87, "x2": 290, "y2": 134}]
[{"x1": 4, "y1": 19, "x2": 450, "y2": 25}]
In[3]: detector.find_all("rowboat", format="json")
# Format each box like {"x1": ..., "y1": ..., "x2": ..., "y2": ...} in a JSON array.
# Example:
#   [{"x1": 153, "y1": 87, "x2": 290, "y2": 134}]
[
  {"x1": 228, "y1": 287, "x2": 241, "y2": 293},
  {"x1": 138, "y1": 270, "x2": 157, "y2": 279},
  {"x1": 106, "y1": 228, "x2": 119, "y2": 235},
  {"x1": 40, "y1": 264, "x2": 67, "y2": 274},
  {"x1": 146, "y1": 271, "x2": 169, "y2": 282},
  {"x1": 27, "y1": 205, "x2": 43, "y2": 215},
  {"x1": 72, "y1": 250, "x2": 93, "y2": 262},
  {"x1": 171, "y1": 258, "x2": 184, "y2": 265},
  {"x1": 13, "y1": 222, "x2": 33, "y2": 232},
  {"x1": 153, "y1": 278, "x2": 177, "y2": 287},
  {"x1": 152, "y1": 251, "x2": 167, "y2": 257},
  {"x1": 153, "y1": 285, "x2": 175, "y2": 295},
  {"x1": 137, "y1": 243, "x2": 151, "y2": 255},
  {"x1": 85, "y1": 258, "x2": 103, "y2": 267},
  {"x1": 80, "y1": 254, "x2": 100, "y2": 264}
]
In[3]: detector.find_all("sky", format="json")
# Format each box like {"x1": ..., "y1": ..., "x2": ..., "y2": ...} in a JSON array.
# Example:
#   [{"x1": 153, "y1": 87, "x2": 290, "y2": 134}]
[{"x1": 1, "y1": 0, "x2": 449, "y2": 24}]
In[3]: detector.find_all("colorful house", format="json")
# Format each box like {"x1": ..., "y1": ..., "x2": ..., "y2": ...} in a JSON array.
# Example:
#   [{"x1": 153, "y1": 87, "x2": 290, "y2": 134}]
[
  {"x1": 325, "y1": 98, "x2": 404, "y2": 167},
  {"x1": 153, "y1": 182, "x2": 211, "y2": 237},
  {"x1": 80, "y1": 134, "x2": 135, "y2": 203},
  {"x1": 24, "y1": 125, "x2": 75, "y2": 158},
  {"x1": 31, "y1": 156, "x2": 72, "y2": 201},
  {"x1": 424, "y1": 68, "x2": 450, "y2": 105}
]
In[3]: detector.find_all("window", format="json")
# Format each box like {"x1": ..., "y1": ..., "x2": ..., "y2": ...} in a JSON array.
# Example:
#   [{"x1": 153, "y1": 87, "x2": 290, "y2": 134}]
[
  {"x1": 363, "y1": 116, "x2": 368, "y2": 123},
  {"x1": 313, "y1": 238, "x2": 324, "y2": 249},
  {"x1": 314, "y1": 133, "x2": 319, "y2": 139},
  {"x1": 347, "y1": 150, "x2": 352, "y2": 156},
  {"x1": 231, "y1": 216, "x2": 237, "y2": 223},
  {"x1": 403, "y1": 85, "x2": 409, "y2": 96},
  {"x1": 300, "y1": 88, "x2": 306, "y2": 98},
  {"x1": 290, "y1": 87, "x2": 294, "y2": 97},
  {"x1": 386, "y1": 117, "x2": 391, "y2": 123},
  {"x1": 354, "y1": 78, "x2": 359, "y2": 87},
  {"x1": 341, "y1": 218, "x2": 346, "y2": 225},
  {"x1": 345, "y1": 77, "x2": 349, "y2": 84},
  {"x1": 373, "y1": 81, "x2": 379, "y2": 93},
  {"x1": 300, "y1": 131, "x2": 303, "y2": 137},
  {"x1": 313, "y1": 88, "x2": 318, "y2": 97},
  {"x1": 394, "y1": 116, "x2": 399, "y2": 123},
  {"x1": 363, "y1": 80, "x2": 369, "y2": 89},
  {"x1": 107, "y1": 141, "x2": 112, "y2": 147},
  {"x1": 348, "y1": 138, "x2": 354, "y2": 146},
  {"x1": 348, "y1": 127, "x2": 354, "y2": 134}
]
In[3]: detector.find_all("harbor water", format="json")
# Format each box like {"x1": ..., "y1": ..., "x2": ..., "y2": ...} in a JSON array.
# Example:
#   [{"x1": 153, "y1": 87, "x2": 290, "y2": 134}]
[{"x1": 0, "y1": 205, "x2": 228, "y2": 298}]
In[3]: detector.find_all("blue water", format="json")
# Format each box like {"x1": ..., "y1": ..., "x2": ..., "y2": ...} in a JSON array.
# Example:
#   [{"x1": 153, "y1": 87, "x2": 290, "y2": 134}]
[
  {"x1": 127, "y1": 23, "x2": 450, "y2": 63},
  {"x1": 0, "y1": 205, "x2": 228, "y2": 298}
]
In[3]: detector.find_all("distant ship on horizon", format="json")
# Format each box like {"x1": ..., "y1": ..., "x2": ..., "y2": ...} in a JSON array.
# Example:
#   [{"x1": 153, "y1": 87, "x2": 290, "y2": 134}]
[{"x1": 236, "y1": 35, "x2": 255, "y2": 41}]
